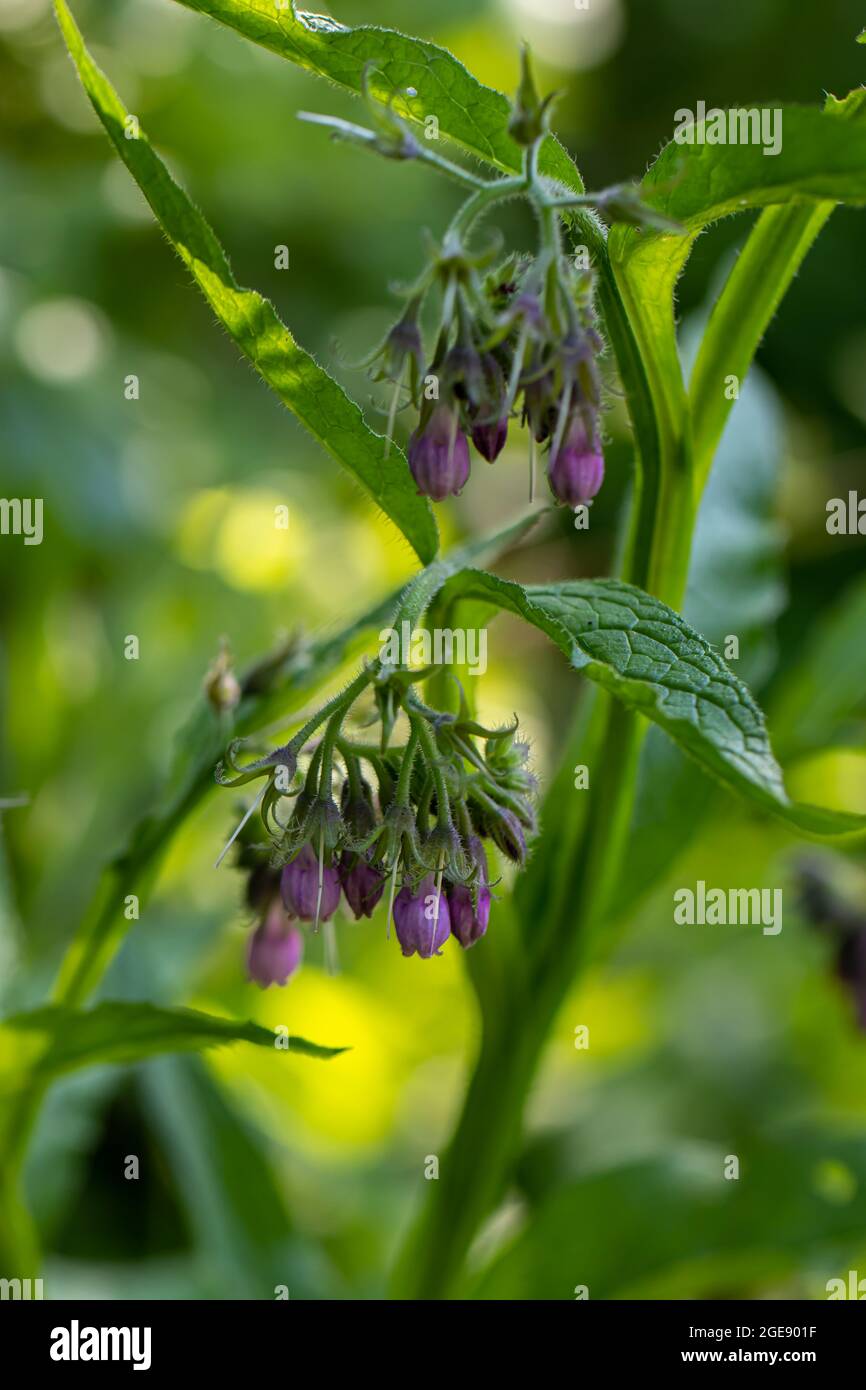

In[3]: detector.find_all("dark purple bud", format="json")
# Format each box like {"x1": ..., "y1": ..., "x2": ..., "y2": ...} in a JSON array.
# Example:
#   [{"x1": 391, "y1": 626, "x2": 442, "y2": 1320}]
[
  {"x1": 471, "y1": 415, "x2": 508, "y2": 462},
  {"x1": 408, "y1": 404, "x2": 470, "y2": 501},
  {"x1": 473, "y1": 422, "x2": 507, "y2": 463},
  {"x1": 280, "y1": 842, "x2": 341, "y2": 922},
  {"x1": 470, "y1": 353, "x2": 508, "y2": 461},
  {"x1": 393, "y1": 874, "x2": 451, "y2": 958},
  {"x1": 338, "y1": 853, "x2": 385, "y2": 919},
  {"x1": 548, "y1": 417, "x2": 604, "y2": 507},
  {"x1": 447, "y1": 882, "x2": 491, "y2": 948},
  {"x1": 247, "y1": 901, "x2": 303, "y2": 988},
  {"x1": 447, "y1": 834, "x2": 491, "y2": 947}
]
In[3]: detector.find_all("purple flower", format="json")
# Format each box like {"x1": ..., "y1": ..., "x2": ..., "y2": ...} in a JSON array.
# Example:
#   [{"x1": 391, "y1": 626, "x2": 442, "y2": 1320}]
[
  {"x1": 280, "y1": 842, "x2": 341, "y2": 922},
  {"x1": 338, "y1": 854, "x2": 385, "y2": 919},
  {"x1": 393, "y1": 874, "x2": 451, "y2": 957},
  {"x1": 247, "y1": 901, "x2": 303, "y2": 988},
  {"x1": 408, "y1": 404, "x2": 470, "y2": 500},
  {"x1": 447, "y1": 883, "x2": 491, "y2": 948},
  {"x1": 548, "y1": 417, "x2": 604, "y2": 507},
  {"x1": 447, "y1": 837, "x2": 491, "y2": 948}
]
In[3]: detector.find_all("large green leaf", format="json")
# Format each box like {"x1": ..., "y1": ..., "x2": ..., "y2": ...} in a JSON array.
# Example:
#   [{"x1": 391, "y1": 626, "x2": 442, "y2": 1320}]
[
  {"x1": 437, "y1": 571, "x2": 866, "y2": 836},
  {"x1": 55, "y1": 0, "x2": 437, "y2": 565},
  {"x1": 172, "y1": 0, "x2": 584, "y2": 194},
  {"x1": 608, "y1": 101, "x2": 866, "y2": 495},
  {"x1": 1, "y1": 1001, "x2": 345, "y2": 1077}
]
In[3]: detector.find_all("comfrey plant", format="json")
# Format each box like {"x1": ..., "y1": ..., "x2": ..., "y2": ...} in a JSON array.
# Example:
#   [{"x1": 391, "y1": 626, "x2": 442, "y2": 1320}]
[
  {"x1": 2, "y1": 2, "x2": 865, "y2": 1303},
  {"x1": 217, "y1": 662, "x2": 535, "y2": 978}
]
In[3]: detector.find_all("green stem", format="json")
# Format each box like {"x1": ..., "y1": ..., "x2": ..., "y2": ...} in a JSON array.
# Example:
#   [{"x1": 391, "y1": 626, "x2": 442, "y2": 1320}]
[
  {"x1": 392, "y1": 204, "x2": 697, "y2": 1300},
  {"x1": 446, "y1": 176, "x2": 526, "y2": 241},
  {"x1": 410, "y1": 713, "x2": 451, "y2": 827}
]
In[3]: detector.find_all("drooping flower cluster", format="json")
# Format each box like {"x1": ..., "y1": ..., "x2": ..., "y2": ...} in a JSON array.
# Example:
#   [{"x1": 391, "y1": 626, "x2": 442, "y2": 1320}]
[
  {"x1": 354, "y1": 58, "x2": 606, "y2": 510},
  {"x1": 217, "y1": 665, "x2": 536, "y2": 986},
  {"x1": 366, "y1": 234, "x2": 606, "y2": 511},
  {"x1": 302, "y1": 51, "x2": 682, "y2": 514}
]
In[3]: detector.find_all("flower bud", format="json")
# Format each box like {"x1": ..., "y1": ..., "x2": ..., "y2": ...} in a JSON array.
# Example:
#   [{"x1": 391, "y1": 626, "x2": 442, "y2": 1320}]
[
  {"x1": 470, "y1": 354, "x2": 509, "y2": 462},
  {"x1": 280, "y1": 842, "x2": 341, "y2": 922},
  {"x1": 447, "y1": 837, "x2": 491, "y2": 948},
  {"x1": 408, "y1": 404, "x2": 470, "y2": 501},
  {"x1": 393, "y1": 874, "x2": 451, "y2": 957},
  {"x1": 247, "y1": 900, "x2": 303, "y2": 988},
  {"x1": 338, "y1": 853, "x2": 385, "y2": 919},
  {"x1": 205, "y1": 648, "x2": 241, "y2": 713},
  {"x1": 340, "y1": 779, "x2": 377, "y2": 843},
  {"x1": 486, "y1": 806, "x2": 528, "y2": 866},
  {"x1": 447, "y1": 882, "x2": 491, "y2": 947},
  {"x1": 507, "y1": 46, "x2": 554, "y2": 147},
  {"x1": 471, "y1": 415, "x2": 508, "y2": 463},
  {"x1": 378, "y1": 297, "x2": 424, "y2": 385},
  {"x1": 548, "y1": 417, "x2": 604, "y2": 507}
]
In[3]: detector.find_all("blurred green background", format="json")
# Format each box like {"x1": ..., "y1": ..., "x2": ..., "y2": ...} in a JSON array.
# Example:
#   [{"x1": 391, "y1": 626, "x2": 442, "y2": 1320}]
[{"x1": 1, "y1": 0, "x2": 866, "y2": 1299}]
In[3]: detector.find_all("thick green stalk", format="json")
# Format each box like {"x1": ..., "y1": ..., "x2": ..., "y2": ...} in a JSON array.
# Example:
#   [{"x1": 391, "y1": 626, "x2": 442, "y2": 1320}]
[
  {"x1": 392, "y1": 697, "x2": 644, "y2": 1298},
  {"x1": 392, "y1": 216, "x2": 696, "y2": 1300}
]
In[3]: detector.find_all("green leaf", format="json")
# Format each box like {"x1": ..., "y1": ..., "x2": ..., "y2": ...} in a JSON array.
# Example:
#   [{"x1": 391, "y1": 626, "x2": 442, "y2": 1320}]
[
  {"x1": 139, "y1": 1057, "x2": 299, "y2": 1298},
  {"x1": 771, "y1": 573, "x2": 866, "y2": 761},
  {"x1": 473, "y1": 1130, "x2": 866, "y2": 1299},
  {"x1": 171, "y1": 0, "x2": 584, "y2": 194},
  {"x1": 437, "y1": 570, "x2": 866, "y2": 836},
  {"x1": 688, "y1": 91, "x2": 866, "y2": 480},
  {"x1": 1, "y1": 1002, "x2": 345, "y2": 1078},
  {"x1": 630, "y1": 106, "x2": 866, "y2": 233},
  {"x1": 54, "y1": 0, "x2": 437, "y2": 565},
  {"x1": 609, "y1": 104, "x2": 866, "y2": 461}
]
